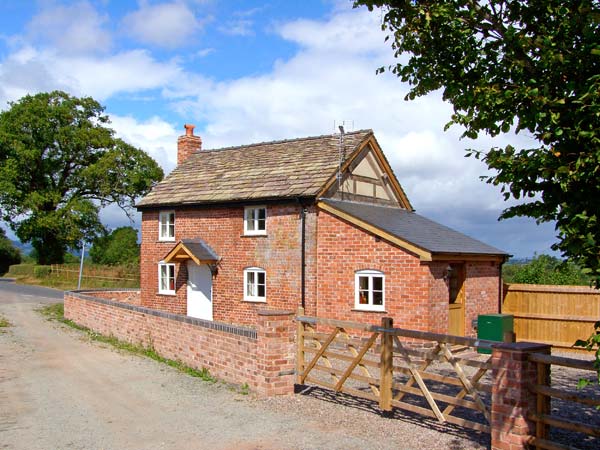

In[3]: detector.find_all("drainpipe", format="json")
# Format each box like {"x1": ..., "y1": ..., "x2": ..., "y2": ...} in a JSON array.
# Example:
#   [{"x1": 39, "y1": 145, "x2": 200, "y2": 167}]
[
  {"x1": 298, "y1": 199, "x2": 307, "y2": 310},
  {"x1": 498, "y1": 259, "x2": 505, "y2": 313}
]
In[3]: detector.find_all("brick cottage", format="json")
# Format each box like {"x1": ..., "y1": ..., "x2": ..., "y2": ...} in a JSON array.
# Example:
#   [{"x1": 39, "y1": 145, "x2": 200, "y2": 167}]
[{"x1": 135, "y1": 125, "x2": 508, "y2": 337}]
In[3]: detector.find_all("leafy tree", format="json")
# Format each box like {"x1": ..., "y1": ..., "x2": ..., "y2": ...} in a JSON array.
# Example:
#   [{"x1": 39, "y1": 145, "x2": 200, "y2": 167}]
[
  {"x1": 89, "y1": 226, "x2": 140, "y2": 266},
  {"x1": 355, "y1": 0, "x2": 600, "y2": 285},
  {"x1": 575, "y1": 321, "x2": 600, "y2": 391},
  {"x1": 0, "y1": 228, "x2": 21, "y2": 275},
  {"x1": 0, "y1": 91, "x2": 163, "y2": 264},
  {"x1": 503, "y1": 254, "x2": 591, "y2": 285}
]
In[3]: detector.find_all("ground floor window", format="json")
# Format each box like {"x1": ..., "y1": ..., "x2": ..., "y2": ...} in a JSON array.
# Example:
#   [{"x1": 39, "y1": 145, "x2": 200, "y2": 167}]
[
  {"x1": 244, "y1": 267, "x2": 266, "y2": 302},
  {"x1": 355, "y1": 270, "x2": 385, "y2": 311},
  {"x1": 158, "y1": 263, "x2": 176, "y2": 294}
]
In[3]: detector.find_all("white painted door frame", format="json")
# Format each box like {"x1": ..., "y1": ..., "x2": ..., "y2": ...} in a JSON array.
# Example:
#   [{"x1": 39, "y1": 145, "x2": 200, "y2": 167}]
[{"x1": 186, "y1": 262, "x2": 213, "y2": 321}]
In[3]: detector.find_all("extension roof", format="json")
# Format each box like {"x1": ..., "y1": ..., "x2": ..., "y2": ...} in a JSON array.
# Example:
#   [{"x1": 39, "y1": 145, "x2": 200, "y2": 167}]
[
  {"x1": 319, "y1": 199, "x2": 508, "y2": 260},
  {"x1": 137, "y1": 130, "x2": 377, "y2": 208}
]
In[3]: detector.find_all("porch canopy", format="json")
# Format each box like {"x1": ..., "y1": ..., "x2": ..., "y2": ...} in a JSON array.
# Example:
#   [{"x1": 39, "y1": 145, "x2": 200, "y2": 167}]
[{"x1": 163, "y1": 238, "x2": 219, "y2": 265}]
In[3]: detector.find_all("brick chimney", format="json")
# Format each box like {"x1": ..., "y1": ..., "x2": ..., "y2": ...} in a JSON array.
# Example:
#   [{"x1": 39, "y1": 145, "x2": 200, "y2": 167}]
[{"x1": 177, "y1": 124, "x2": 202, "y2": 165}]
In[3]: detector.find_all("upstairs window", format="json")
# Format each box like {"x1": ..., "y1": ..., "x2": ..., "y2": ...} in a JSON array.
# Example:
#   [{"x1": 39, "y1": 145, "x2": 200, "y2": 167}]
[
  {"x1": 158, "y1": 263, "x2": 176, "y2": 294},
  {"x1": 244, "y1": 206, "x2": 266, "y2": 235},
  {"x1": 159, "y1": 211, "x2": 175, "y2": 241},
  {"x1": 355, "y1": 270, "x2": 385, "y2": 311},
  {"x1": 244, "y1": 267, "x2": 266, "y2": 302}
]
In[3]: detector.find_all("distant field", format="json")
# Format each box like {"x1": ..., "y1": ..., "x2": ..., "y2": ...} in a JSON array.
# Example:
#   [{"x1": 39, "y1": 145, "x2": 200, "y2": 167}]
[{"x1": 6, "y1": 263, "x2": 139, "y2": 290}]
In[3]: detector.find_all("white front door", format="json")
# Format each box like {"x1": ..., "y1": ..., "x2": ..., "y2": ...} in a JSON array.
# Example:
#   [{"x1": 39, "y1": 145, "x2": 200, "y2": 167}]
[{"x1": 187, "y1": 262, "x2": 213, "y2": 320}]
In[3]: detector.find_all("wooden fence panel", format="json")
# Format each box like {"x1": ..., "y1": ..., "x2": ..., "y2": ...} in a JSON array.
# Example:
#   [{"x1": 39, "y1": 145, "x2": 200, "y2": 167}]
[{"x1": 502, "y1": 283, "x2": 600, "y2": 351}]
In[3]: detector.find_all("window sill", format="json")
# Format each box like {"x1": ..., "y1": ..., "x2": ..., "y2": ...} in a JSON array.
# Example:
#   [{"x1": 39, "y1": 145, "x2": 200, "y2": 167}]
[
  {"x1": 241, "y1": 234, "x2": 268, "y2": 238},
  {"x1": 352, "y1": 308, "x2": 387, "y2": 314},
  {"x1": 158, "y1": 292, "x2": 176, "y2": 296},
  {"x1": 243, "y1": 298, "x2": 267, "y2": 303},
  {"x1": 157, "y1": 239, "x2": 176, "y2": 243}
]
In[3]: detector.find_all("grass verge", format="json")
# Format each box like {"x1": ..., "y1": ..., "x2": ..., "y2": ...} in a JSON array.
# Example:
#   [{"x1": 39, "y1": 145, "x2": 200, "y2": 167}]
[
  {"x1": 37, "y1": 303, "x2": 217, "y2": 383},
  {"x1": 0, "y1": 315, "x2": 11, "y2": 330},
  {"x1": 10, "y1": 275, "x2": 139, "y2": 291},
  {"x1": 7, "y1": 263, "x2": 139, "y2": 291}
]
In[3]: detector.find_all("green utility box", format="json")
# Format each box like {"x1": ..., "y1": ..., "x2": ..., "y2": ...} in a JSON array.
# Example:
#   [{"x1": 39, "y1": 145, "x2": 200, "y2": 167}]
[{"x1": 477, "y1": 314, "x2": 514, "y2": 354}]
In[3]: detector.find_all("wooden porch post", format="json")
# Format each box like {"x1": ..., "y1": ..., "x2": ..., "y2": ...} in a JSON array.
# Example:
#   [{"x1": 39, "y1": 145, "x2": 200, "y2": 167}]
[
  {"x1": 379, "y1": 317, "x2": 394, "y2": 411},
  {"x1": 296, "y1": 306, "x2": 305, "y2": 385}
]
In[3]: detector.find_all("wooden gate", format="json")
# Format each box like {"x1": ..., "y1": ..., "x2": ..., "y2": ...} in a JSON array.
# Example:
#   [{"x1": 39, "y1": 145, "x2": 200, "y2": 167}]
[{"x1": 296, "y1": 309, "x2": 495, "y2": 432}]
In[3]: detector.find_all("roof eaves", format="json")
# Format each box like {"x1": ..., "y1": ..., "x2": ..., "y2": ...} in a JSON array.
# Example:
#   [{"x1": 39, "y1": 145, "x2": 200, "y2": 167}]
[{"x1": 136, "y1": 194, "x2": 317, "y2": 210}]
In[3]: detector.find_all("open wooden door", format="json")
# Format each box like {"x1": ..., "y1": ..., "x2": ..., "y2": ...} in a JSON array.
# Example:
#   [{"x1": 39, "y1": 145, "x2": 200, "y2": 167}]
[{"x1": 448, "y1": 263, "x2": 466, "y2": 336}]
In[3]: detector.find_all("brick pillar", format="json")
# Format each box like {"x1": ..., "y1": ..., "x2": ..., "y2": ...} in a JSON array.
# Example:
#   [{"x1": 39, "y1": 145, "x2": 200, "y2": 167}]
[
  {"x1": 491, "y1": 342, "x2": 551, "y2": 450},
  {"x1": 255, "y1": 309, "x2": 296, "y2": 397}
]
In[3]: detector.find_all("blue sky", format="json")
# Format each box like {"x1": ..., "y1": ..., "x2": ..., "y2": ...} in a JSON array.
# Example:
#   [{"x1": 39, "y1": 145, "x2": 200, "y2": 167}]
[{"x1": 0, "y1": 0, "x2": 557, "y2": 258}]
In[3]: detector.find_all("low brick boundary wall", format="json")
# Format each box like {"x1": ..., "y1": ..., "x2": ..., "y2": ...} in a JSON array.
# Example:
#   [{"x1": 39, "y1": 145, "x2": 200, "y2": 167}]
[
  {"x1": 79, "y1": 288, "x2": 142, "y2": 305},
  {"x1": 64, "y1": 290, "x2": 295, "y2": 396}
]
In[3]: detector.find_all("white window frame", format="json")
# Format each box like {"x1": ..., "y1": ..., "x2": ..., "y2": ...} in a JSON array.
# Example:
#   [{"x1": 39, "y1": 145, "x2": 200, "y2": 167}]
[
  {"x1": 158, "y1": 210, "x2": 175, "y2": 241},
  {"x1": 243, "y1": 206, "x2": 267, "y2": 235},
  {"x1": 354, "y1": 270, "x2": 385, "y2": 311},
  {"x1": 244, "y1": 267, "x2": 266, "y2": 302},
  {"x1": 158, "y1": 263, "x2": 176, "y2": 295}
]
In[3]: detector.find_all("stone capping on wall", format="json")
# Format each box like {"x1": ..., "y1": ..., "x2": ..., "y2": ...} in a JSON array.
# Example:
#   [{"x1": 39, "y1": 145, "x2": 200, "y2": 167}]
[
  {"x1": 256, "y1": 309, "x2": 295, "y2": 316},
  {"x1": 67, "y1": 290, "x2": 257, "y2": 340}
]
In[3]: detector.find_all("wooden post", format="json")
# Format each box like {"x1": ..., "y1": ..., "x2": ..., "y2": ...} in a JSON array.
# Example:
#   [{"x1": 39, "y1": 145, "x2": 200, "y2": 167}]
[
  {"x1": 379, "y1": 317, "x2": 394, "y2": 411},
  {"x1": 296, "y1": 307, "x2": 305, "y2": 385},
  {"x1": 536, "y1": 361, "x2": 550, "y2": 445}
]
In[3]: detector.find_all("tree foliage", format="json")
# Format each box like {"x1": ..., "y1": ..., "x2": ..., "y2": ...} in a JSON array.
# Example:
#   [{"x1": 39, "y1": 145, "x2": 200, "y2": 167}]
[
  {"x1": 503, "y1": 254, "x2": 591, "y2": 285},
  {"x1": 89, "y1": 226, "x2": 140, "y2": 267},
  {"x1": 0, "y1": 91, "x2": 163, "y2": 264},
  {"x1": 0, "y1": 228, "x2": 21, "y2": 275},
  {"x1": 355, "y1": 0, "x2": 600, "y2": 285}
]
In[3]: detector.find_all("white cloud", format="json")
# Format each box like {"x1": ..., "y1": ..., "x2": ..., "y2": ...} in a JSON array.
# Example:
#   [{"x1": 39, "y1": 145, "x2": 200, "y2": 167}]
[
  {"x1": 277, "y1": 8, "x2": 391, "y2": 56},
  {"x1": 219, "y1": 19, "x2": 254, "y2": 36},
  {"x1": 0, "y1": 46, "x2": 185, "y2": 104},
  {"x1": 26, "y1": 1, "x2": 112, "y2": 54},
  {"x1": 122, "y1": 2, "x2": 201, "y2": 48},
  {"x1": 99, "y1": 114, "x2": 181, "y2": 233},
  {"x1": 51, "y1": 49, "x2": 184, "y2": 99},
  {"x1": 109, "y1": 114, "x2": 179, "y2": 171}
]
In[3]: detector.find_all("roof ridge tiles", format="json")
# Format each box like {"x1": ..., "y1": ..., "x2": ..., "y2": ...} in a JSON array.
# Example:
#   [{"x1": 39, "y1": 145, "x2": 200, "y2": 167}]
[{"x1": 199, "y1": 129, "x2": 373, "y2": 153}]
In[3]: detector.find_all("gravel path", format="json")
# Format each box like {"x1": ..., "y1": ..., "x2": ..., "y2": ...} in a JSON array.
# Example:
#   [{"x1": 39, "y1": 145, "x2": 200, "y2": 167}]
[{"x1": 0, "y1": 293, "x2": 487, "y2": 450}]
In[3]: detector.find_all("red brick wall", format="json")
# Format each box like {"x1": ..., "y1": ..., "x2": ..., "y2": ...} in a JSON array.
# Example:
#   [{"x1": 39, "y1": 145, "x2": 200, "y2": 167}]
[
  {"x1": 140, "y1": 204, "x2": 316, "y2": 326},
  {"x1": 64, "y1": 291, "x2": 295, "y2": 396},
  {"x1": 491, "y1": 342, "x2": 552, "y2": 449},
  {"x1": 315, "y1": 210, "x2": 500, "y2": 335},
  {"x1": 316, "y1": 209, "x2": 432, "y2": 330},
  {"x1": 465, "y1": 262, "x2": 501, "y2": 337},
  {"x1": 428, "y1": 261, "x2": 501, "y2": 337}
]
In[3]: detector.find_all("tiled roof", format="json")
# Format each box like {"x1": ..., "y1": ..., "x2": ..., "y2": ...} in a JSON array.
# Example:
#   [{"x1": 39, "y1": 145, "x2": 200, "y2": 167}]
[
  {"x1": 137, "y1": 130, "x2": 373, "y2": 208},
  {"x1": 321, "y1": 199, "x2": 508, "y2": 256},
  {"x1": 179, "y1": 238, "x2": 219, "y2": 261}
]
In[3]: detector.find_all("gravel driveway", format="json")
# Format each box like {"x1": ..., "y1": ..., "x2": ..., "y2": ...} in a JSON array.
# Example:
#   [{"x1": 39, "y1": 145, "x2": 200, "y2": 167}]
[{"x1": 0, "y1": 289, "x2": 488, "y2": 450}]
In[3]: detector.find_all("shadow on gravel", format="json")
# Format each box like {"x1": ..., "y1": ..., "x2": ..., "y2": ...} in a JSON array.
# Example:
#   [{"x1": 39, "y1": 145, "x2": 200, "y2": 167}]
[{"x1": 295, "y1": 385, "x2": 490, "y2": 449}]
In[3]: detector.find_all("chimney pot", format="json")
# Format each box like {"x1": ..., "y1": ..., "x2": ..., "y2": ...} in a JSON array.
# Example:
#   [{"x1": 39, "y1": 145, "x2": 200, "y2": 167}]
[{"x1": 184, "y1": 123, "x2": 195, "y2": 136}]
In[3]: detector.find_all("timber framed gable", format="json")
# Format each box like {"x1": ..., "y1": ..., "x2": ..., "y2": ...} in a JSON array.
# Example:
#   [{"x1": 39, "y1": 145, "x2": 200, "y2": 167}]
[{"x1": 318, "y1": 135, "x2": 413, "y2": 210}]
